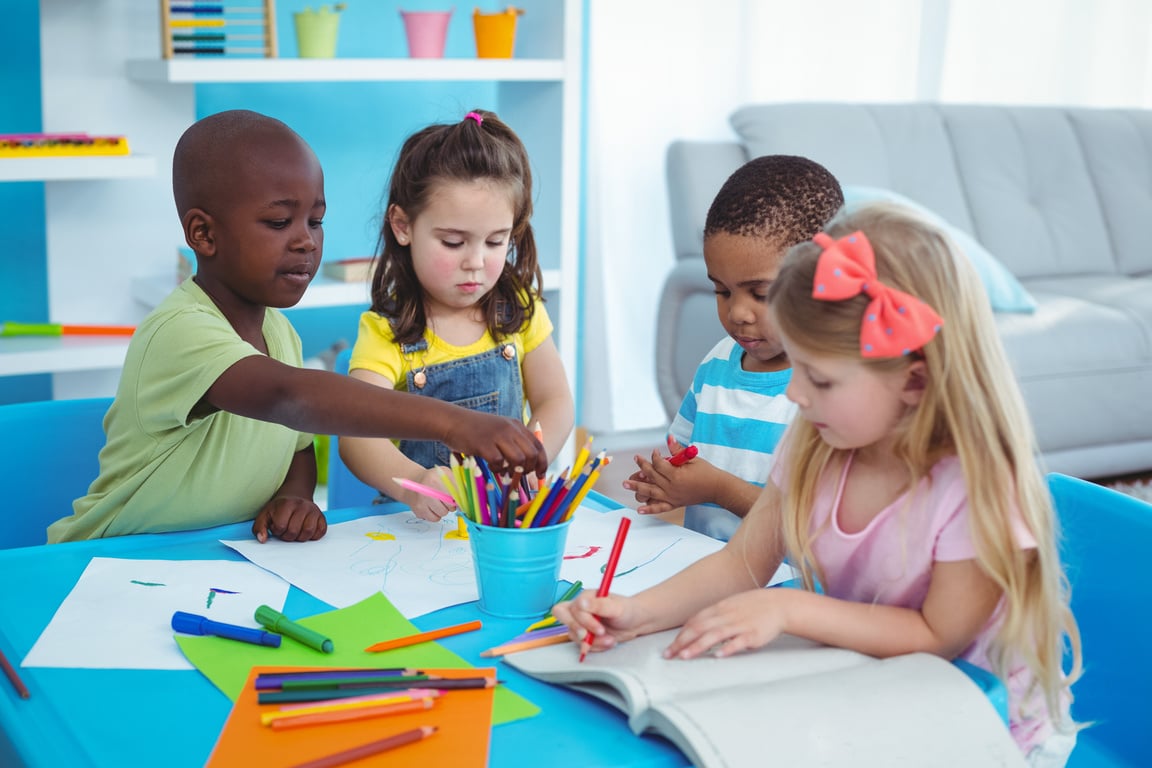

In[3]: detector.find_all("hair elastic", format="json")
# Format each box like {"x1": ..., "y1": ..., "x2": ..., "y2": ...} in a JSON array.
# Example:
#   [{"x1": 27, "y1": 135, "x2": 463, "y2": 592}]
[{"x1": 465, "y1": 111, "x2": 484, "y2": 126}]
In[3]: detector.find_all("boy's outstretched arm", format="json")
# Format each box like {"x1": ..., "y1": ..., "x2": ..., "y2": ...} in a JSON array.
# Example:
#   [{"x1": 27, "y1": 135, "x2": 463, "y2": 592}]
[
  {"x1": 205, "y1": 355, "x2": 548, "y2": 476},
  {"x1": 252, "y1": 444, "x2": 327, "y2": 543}
]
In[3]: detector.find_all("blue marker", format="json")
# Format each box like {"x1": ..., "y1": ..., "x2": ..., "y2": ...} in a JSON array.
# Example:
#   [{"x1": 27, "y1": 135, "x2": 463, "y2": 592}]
[{"x1": 171, "y1": 611, "x2": 282, "y2": 647}]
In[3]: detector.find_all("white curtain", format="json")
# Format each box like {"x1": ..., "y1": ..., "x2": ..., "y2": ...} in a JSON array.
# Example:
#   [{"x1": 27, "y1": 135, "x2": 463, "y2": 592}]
[{"x1": 581, "y1": 0, "x2": 1152, "y2": 435}]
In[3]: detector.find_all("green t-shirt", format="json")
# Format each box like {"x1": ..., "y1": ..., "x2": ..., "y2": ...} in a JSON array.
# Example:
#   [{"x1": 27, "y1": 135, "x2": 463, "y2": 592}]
[{"x1": 48, "y1": 279, "x2": 313, "y2": 542}]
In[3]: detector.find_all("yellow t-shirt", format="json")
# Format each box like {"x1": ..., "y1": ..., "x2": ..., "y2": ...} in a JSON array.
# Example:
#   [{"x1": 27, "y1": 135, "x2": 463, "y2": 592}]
[
  {"x1": 349, "y1": 297, "x2": 554, "y2": 409},
  {"x1": 47, "y1": 279, "x2": 313, "y2": 542}
]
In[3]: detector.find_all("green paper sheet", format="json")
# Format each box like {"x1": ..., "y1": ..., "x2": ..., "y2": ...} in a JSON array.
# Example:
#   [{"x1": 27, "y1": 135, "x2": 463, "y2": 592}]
[{"x1": 176, "y1": 592, "x2": 538, "y2": 725}]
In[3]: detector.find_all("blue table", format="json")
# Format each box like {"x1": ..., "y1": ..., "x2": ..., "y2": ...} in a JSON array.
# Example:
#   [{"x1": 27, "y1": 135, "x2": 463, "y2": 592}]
[{"x1": 0, "y1": 494, "x2": 689, "y2": 768}]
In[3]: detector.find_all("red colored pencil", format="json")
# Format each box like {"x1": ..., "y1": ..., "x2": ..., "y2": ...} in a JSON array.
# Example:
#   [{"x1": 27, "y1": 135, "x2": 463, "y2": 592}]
[
  {"x1": 0, "y1": 646, "x2": 30, "y2": 699},
  {"x1": 290, "y1": 725, "x2": 438, "y2": 768},
  {"x1": 579, "y1": 516, "x2": 631, "y2": 662}
]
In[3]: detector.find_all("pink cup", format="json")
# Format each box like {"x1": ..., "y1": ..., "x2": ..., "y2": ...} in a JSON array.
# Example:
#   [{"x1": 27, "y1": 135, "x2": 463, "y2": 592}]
[{"x1": 400, "y1": 10, "x2": 453, "y2": 58}]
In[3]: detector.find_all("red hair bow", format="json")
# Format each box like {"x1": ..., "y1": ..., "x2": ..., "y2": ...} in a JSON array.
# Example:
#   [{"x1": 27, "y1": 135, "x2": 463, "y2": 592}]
[{"x1": 811, "y1": 231, "x2": 943, "y2": 358}]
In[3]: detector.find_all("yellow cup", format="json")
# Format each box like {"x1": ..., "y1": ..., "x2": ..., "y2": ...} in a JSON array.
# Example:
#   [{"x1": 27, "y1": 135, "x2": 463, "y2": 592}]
[{"x1": 472, "y1": 7, "x2": 522, "y2": 59}]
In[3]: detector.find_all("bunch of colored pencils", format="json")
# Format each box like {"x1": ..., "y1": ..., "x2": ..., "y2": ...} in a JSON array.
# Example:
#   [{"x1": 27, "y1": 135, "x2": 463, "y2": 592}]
[{"x1": 435, "y1": 436, "x2": 610, "y2": 528}]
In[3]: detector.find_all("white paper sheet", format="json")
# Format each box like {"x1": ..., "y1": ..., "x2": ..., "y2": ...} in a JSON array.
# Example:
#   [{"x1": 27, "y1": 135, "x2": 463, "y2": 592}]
[
  {"x1": 561, "y1": 509, "x2": 795, "y2": 594},
  {"x1": 222, "y1": 513, "x2": 478, "y2": 618},
  {"x1": 22, "y1": 557, "x2": 290, "y2": 670}
]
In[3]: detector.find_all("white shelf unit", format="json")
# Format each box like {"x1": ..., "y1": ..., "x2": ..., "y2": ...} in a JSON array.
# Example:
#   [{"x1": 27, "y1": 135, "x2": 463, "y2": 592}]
[
  {"x1": 14, "y1": 0, "x2": 582, "y2": 408},
  {"x1": 0, "y1": 155, "x2": 156, "y2": 182}
]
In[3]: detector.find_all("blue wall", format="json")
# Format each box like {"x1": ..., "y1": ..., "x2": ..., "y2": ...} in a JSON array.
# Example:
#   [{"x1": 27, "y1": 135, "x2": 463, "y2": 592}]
[
  {"x1": 1, "y1": 0, "x2": 504, "y2": 399},
  {"x1": 0, "y1": 0, "x2": 51, "y2": 402}
]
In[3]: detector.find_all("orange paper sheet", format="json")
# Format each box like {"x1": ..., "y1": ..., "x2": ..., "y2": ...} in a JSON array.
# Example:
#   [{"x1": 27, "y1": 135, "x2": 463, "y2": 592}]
[{"x1": 206, "y1": 666, "x2": 496, "y2": 768}]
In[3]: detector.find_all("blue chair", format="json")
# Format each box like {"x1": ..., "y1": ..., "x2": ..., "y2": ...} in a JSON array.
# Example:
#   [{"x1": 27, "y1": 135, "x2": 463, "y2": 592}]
[
  {"x1": 1050, "y1": 472, "x2": 1152, "y2": 767},
  {"x1": 326, "y1": 348, "x2": 381, "y2": 509},
  {"x1": 0, "y1": 397, "x2": 112, "y2": 548}
]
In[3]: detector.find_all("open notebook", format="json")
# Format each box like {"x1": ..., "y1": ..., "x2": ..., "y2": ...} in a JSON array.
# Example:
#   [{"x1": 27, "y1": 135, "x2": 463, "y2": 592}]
[{"x1": 505, "y1": 629, "x2": 1026, "y2": 768}]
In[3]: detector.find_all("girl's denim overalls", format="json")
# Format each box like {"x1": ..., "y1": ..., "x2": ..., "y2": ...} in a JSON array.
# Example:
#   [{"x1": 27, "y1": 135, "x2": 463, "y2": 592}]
[{"x1": 396, "y1": 337, "x2": 524, "y2": 469}]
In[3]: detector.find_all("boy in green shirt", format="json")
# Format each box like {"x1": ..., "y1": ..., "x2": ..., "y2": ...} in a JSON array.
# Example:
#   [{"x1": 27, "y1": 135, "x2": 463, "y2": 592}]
[{"x1": 48, "y1": 110, "x2": 546, "y2": 544}]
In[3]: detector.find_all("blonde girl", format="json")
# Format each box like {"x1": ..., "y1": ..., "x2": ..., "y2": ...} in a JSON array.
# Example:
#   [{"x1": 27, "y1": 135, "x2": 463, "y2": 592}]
[
  {"x1": 341, "y1": 110, "x2": 574, "y2": 520},
  {"x1": 554, "y1": 202, "x2": 1079, "y2": 764}
]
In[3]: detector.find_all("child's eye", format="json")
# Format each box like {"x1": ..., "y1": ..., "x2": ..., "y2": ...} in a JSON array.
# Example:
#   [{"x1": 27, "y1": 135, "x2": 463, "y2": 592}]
[
  {"x1": 486, "y1": 239, "x2": 507, "y2": 248},
  {"x1": 442, "y1": 240, "x2": 464, "y2": 249},
  {"x1": 809, "y1": 378, "x2": 831, "y2": 390},
  {"x1": 267, "y1": 219, "x2": 289, "y2": 229},
  {"x1": 713, "y1": 289, "x2": 730, "y2": 298},
  {"x1": 309, "y1": 218, "x2": 324, "y2": 229}
]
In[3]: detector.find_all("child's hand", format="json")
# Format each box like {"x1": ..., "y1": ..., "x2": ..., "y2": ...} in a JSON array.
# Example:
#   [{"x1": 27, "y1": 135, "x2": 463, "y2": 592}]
[
  {"x1": 403, "y1": 467, "x2": 457, "y2": 522},
  {"x1": 444, "y1": 412, "x2": 548, "y2": 476},
  {"x1": 663, "y1": 588, "x2": 786, "y2": 660},
  {"x1": 623, "y1": 448, "x2": 720, "y2": 514},
  {"x1": 551, "y1": 590, "x2": 642, "y2": 653},
  {"x1": 253, "y1": 496, "x2": 328, "y2": 543}
]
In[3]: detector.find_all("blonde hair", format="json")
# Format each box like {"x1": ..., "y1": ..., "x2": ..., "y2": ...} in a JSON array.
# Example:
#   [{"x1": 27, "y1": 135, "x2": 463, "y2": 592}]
[{"x1": 767, "y1": 201, "x2": 1080, "y2": 724}]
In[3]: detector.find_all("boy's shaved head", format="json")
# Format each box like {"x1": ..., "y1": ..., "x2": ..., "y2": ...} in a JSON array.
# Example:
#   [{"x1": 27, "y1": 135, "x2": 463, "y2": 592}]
[
  {"x1": 172, "y1": 109, "x2": 311, "y2": 217},
  {"x1": 704, "y1": 155, "x2": 843, "y2": 248}
]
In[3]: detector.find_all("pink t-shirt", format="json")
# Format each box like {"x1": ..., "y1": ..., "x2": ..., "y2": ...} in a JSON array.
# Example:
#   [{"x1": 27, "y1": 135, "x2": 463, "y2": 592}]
[{"x1": 775, "y1": 452, "x2": 1055, "y2": 753}]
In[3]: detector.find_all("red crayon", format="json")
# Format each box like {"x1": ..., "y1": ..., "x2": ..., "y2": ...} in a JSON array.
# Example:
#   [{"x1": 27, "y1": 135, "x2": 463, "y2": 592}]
[{"x1": 667, "y1": 445, "x2": 698, "y2": 467}]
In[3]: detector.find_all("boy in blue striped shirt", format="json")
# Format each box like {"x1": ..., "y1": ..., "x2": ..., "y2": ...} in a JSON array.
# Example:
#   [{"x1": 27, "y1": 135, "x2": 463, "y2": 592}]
[{"x1": 625, "y1": 155, "x2": 843, "y2": 540}]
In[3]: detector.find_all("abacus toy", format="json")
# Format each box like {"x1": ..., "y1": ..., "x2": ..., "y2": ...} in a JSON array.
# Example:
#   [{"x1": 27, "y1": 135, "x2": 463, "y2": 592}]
[{"x1": 160, "y1": 1, "x2": 278, "y2": 58}]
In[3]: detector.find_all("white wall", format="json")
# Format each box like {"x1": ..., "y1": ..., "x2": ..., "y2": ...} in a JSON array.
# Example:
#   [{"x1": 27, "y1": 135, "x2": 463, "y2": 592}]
[{"x1": 581, "y1": 0, "x2": 1152, "y2": 436}]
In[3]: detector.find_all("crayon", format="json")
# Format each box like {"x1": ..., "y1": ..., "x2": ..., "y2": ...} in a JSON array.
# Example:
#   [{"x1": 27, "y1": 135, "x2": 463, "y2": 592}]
[
  {"x1": 255, "y1": 605, "x2": 334, "y2": 653},
  {"x1": 364, "y1": 619, "x2": 482, "y2": 653},
  {"x1": 171, "y1": 611, "x2": 281, "y2": 647},
  {"x1": 580, "y1": 516, "x2": 631, "y2": 662}
]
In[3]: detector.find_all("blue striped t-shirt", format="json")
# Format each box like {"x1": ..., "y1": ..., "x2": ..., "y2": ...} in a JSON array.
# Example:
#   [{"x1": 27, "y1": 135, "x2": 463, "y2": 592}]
[{"x1": 669, "y1": 337, "x2": 797, "y2": 541}]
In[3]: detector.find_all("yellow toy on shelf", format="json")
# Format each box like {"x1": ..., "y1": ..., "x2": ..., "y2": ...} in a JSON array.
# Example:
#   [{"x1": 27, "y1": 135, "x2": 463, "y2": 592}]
[{"x1": 159, "y1": 0, "x2": 278, "y2": 58}]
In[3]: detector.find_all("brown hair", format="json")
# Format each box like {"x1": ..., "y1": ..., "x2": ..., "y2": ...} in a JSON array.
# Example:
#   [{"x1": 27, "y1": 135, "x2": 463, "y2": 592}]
[{"x1": 369, "y1": 109, "x2": 541, "y2": 344}]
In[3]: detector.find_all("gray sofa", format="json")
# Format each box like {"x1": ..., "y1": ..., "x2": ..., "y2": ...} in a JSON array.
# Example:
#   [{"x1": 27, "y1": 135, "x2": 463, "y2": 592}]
[{"x1": 659, "y1": 103, "x2": 1152, "y2": 480}]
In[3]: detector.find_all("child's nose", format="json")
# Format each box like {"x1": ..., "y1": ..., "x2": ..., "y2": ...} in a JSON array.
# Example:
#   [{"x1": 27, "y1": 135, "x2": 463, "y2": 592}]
[
  {"x1": 785, "y1": 379, "x2": 807, "y2": 407},
  {"x1": 291, "y1": 225, "x2": 319, "y2": 252},
  {"x1": 461, "y1": 246, "x2": 485, "y2": 271},
  {"x1": 728, "y1": 296, "x2": 758, "y2": 325}
]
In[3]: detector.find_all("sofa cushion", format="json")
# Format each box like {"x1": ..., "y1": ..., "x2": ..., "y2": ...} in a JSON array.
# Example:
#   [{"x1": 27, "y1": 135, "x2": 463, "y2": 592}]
[
  {"x1": 1068, "y1": 109, "x2": 1152, "y2": 276},
  {"x1": 841, "y1": 185, "x2": 1037, "y2": 313},
  {"x1": 731, "y1": 103, "x2": 976, "y2": 233},
  {"x1": 939, "y1": 106, "x2": 1117, "y2": 280}
]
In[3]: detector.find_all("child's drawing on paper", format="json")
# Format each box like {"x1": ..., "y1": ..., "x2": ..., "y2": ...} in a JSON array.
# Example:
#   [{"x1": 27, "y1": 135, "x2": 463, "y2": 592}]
[
  {"x1": 223, "y1": 512, "x2": 481, "y2": 618},
  {"x1": 23, "y1": 558, "x2": 289, "y2": 671}
]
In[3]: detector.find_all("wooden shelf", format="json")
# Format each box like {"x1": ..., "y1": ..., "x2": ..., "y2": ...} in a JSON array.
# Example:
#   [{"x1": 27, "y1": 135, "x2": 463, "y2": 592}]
[
  {"x1": 0, "y1": 155, "x2": 156, "y2": 182},
  {"x1": 126, "y1": 57, "x2": 566, "y2": 84}
]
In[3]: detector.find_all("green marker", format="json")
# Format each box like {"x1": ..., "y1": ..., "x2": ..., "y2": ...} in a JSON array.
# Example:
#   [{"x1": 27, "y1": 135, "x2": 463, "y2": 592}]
[{"x1": 255, "y1": 605, "x2": 334, "y2": 653}]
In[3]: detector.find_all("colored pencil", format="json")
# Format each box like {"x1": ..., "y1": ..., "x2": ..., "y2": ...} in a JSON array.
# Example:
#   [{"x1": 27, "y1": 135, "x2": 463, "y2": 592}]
[
  {"x1": 524, "y1": 579, "x2": 584, "y2": 632},
  {"x1": 290, "y1": 725, "x2": 438, "y2": 768},
  {"x1": 501, "y1": 624, "x2": 571, "y2": 646},
  {"x1": 480, "y1": 632, "x2": 572, "y2": 658},
  {"x1": 580, "y1": 516, "x2": 631, "y2": 662},
  {"x1": 0, "y1": 645, "x2": 30, "y2": 699},
  {"x1": 364, "y1": 619, "x2": 482, "y2": 653},
  {"x1": 275, "y1": 688, "x2": 438, "y2": 712},
  {"x1": 255, "y1": 667, "x2": 419, "y2": 690},
  {"x1": 270, "y1": 696, "x2": 436, "y2": 730},
  {"x1": 392, "y1": 477, "x2": 455, "y2": 506},
  {"x1": 258, "y1": 677, "x2": 493, "y2": 704},
  {"x1": 281, "y1": 674, "x2": 431, "y2": 689}
]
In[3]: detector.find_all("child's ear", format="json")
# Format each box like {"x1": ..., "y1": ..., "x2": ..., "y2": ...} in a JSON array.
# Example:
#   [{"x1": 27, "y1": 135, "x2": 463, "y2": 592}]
[
  {"x1": 388, "y1": 204, "x2": 412, "y2": 246},
  {"x1": 182, "y1": 209, "x2": 215, "y2": 257},
  {"x1": 900, "y1": 359, "x2": 929, "y2": 405}
]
